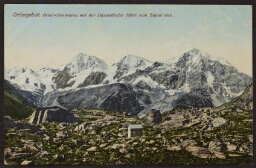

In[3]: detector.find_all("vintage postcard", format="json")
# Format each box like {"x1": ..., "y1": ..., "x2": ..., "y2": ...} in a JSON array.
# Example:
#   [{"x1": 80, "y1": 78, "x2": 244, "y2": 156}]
[{"x1": 4, "y1": 4, "x2": 253, "y2": 166}]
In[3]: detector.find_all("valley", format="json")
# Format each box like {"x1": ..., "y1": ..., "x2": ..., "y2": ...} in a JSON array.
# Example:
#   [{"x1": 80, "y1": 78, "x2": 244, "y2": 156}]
[{"x1": 4, "y1": 49, "x2": 253, "y2": 165}]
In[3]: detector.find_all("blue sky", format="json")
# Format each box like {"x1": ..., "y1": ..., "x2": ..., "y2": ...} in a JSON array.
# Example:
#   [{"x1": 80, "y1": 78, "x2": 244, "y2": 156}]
[{"x1": 5, "y1": 5, "x2": 252, "y2": 76}]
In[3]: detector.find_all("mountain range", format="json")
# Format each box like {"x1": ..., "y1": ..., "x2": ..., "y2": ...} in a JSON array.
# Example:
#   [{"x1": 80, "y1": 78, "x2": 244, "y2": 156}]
[{"x1": 4, "y1": 49, "x2": 252, "y2": 117}]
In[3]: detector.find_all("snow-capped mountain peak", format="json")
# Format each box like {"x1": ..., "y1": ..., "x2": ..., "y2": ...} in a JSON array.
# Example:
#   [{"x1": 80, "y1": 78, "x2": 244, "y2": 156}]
[
  {"x1": 113, "y1": 54, "x2": 153, "y2": 79},
  {"x1": 187, "y1": 48, "x2": 231, "y2": 66},
  {"x1": 167, "y1": 49, "x2": 232, "y2": 70},
  {"x1": 118, "y1": 54, "x2": 153, "y2": 69},
  {"x1": 5, "y1": 67, "x2": 38, "y2": 80},
  {"x1": 60, "y1": 53, "x2": 107, "y2": 74},
  {"x1": 188, "y1": 48, "x2": 201, "y2": 55},
  {"x1": 70, "y1": 53, "x2": 106, "y2": 72},
  {"x1": 167, "y1": 48, "x2": 204, "y2": 66},
  {"x1": 4, "y1": 67, "x2": 44, "y2": 93}
]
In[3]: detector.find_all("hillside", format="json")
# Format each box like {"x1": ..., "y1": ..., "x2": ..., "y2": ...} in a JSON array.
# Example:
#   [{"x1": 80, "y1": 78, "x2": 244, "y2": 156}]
[
  {"x1": 214, "y1": 83, "x2": 253, "y2": 112},
  {"x1": 4, "y1": 80, "x2": 35, "y2": 119}
]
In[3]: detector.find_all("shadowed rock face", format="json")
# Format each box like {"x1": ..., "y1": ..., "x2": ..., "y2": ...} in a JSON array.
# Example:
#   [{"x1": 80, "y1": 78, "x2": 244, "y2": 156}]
[
  {"x1": 52, "y1": 67, "x2": 74, "y2": 89},
  {"x1": 78, "y1": 72, "x2": 107, "y2": 88},
  {"x1": 4, "y1": 116, "x2": 42, "y2": 133},
  {"x1": 42, "y1": 83, "x2": 149, "y2": 115},
  {"x1": 175, "y1": 93, "x2": 213, "y2": 108},
  {"x1": 29, "y1": 106, "x2": 77, "y2": 125}
]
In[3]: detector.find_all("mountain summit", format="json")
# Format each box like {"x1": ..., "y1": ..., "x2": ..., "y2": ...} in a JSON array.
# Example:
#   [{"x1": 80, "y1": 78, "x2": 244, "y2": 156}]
[
  {"x1": 117, "y1": 54, "x2": 152, "y2": 69},
  {"x1": 114, "y1": 55, "x2": 153, "y2": 79},
  {"x1": 61, "y1": 53, "x2": 108, "y2": 74}
]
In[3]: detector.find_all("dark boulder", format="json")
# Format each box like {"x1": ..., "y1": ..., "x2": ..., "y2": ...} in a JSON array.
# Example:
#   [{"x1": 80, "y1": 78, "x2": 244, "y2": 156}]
[
  {"x1": 29, "y1": 106, "x2": 77, "y2": 125},
  {"x1": 4, "y1": 116, "x2": 42, "y2": 133},
  {"x1": 144, "y1": 109, "x2": 162, "y2": 125}
]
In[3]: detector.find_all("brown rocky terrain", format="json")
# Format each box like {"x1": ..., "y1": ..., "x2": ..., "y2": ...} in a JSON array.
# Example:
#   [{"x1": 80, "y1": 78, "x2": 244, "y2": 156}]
[{"x1": 4, "y1": 105, "x2": 253, "y2": 165}]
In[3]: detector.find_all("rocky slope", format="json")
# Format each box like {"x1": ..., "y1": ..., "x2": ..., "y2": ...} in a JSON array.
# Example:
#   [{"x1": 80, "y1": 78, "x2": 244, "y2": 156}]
[
  {"x1": 41, "y1": 83, "x2": 151, "y2": 115},
  {"x1": 4, "y1": 80, "x2": 35, "y2": 119},
  {"x1": 214, "y1": 83, "x2": 253, "y2": 112},
  {"x1": 4, "y1": 106, "x2": 253, "y2": 165}
]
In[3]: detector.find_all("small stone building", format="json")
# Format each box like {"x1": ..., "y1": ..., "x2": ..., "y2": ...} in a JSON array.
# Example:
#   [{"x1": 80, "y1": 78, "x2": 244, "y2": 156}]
[{"x1": 128, "y1": 124, "x2": 143, "y2": 138}]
